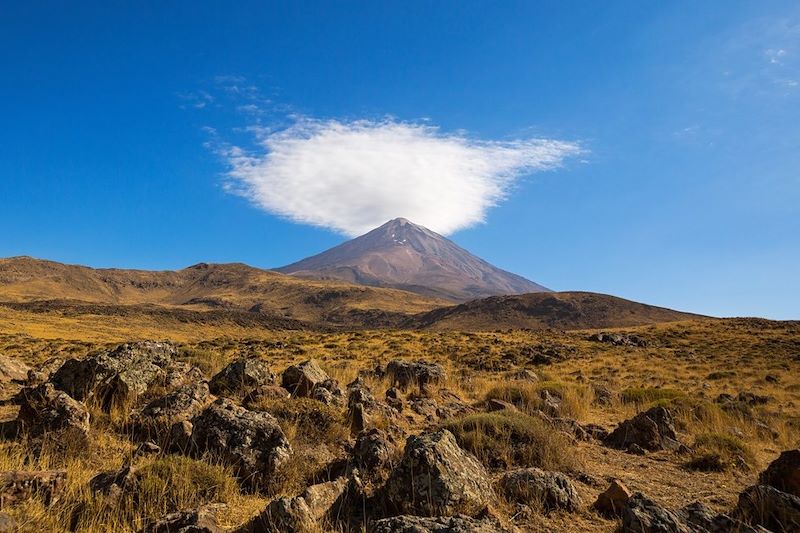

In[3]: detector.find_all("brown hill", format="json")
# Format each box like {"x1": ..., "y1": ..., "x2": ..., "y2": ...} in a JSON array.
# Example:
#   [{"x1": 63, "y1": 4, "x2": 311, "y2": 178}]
[
  {"x1": 276, "y1": 218, "x2": 548, "y2": 301},
  {"x1": 0, "y1": 256, "x2": 444, "y2": 327},
  {"x1": 409, "y1": 291, "x2": 705, "y2": 330}
]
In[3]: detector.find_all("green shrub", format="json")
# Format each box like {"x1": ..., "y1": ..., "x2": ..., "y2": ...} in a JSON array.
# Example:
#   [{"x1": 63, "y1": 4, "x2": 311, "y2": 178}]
[
  {"x1": 685, "y1": 433, "x2": 755, "y2": 472},
  {"x1": 442, "y1": 410, "x2": 580, "y2": 472}
]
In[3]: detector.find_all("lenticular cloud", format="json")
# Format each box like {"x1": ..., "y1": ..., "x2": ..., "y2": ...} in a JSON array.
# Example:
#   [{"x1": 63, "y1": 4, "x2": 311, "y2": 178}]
[{"x1": 224, "y1": 118, "x2": 580, "y2": 236}]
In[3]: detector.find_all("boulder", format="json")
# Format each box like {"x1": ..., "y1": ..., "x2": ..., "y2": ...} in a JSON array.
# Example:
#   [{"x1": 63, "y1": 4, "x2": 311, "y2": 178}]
[
  {"x1": 621, "y1": 493, "x2": 691, "y2": 533},
  {"x1": 0, "y1": 354, "x2": 30, "y2": 383},
  {"x1": 594, "y1": 479, "x2": 632, "y2": 517},
  {"x1": 140, "y1": 508, "x2": 222, "y2": 533},
  {"x1": 352, "y1": 428, "x2": 398, "y2": 479},
  {"x1": 190, "y1": 399, "x2": 292, "y2": 488},
  {"x1": 15, "y1": 383, "x2": 90, "y2": 439},
  {"x1": 734, "y1": 485, "x2": 800, "y2": 532},
  {"x1": 676, "y1": 501, "x2": 765, "y2": 533},
  {"x1": 132, "y1": 382, "x2": 211, "y2": 441},
  {"x1": 90, "y1": 464, "x2": 137, "y2": 499},
  {"x1": 497, "y1": 467, "x2": 581, "y2": 512},
  {"x1": 282, "y1": 360, "x2": 330, "y2": 398},
  {"x1": 383, "y1": 429, "x2": 494, "y2": 517},
  {"x1": 588, "y1": 333, "x2": 648, "y2": 347},
  {"x1": 371, "y1": 515, "x2": 505, "y2": 533},
  {"x1": 49, "y1": 341, "x2": 176, "y2": 409},
  {"x1": 244, "y1": 478, "x2": 347, "y2": 533},
  {"x1": 605, "y1": 407, "x2": 680, "y2": 452},
  {"x1": 759, "y1": 449, "x2": 800, "y2": 497},
  {"x1": 0, "y1": 470, "x2": 67, "y2": 505},
  {"x1": 208, "y1": 358, "x2": 275, "y2": 396},
  {"x1": 243, "y1": 385, "x2": 291, "y2": 406},
  {"x1": 386, "y1": 360, "x2": 446, "y2": 391}
]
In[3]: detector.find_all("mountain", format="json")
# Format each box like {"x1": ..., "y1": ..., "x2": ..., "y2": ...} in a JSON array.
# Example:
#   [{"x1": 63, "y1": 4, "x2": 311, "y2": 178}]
[
  {"x1": 276, "y1": 218, "x2": 549, "y2": 301},
  {"x1": 0, "y1": 256, "x2": 444, "y2": 327},
  {"x1": 409, "y1": 291, "x2": 704, "y2": 330}
]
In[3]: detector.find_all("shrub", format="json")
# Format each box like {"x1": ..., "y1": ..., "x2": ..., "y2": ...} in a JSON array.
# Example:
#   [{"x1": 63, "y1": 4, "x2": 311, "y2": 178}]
[
  {"x1": 254, "y1": 398, "x2": 347, "y2": 445},
  {"x1": 442, "y1": 410, "x2": 580, "y2": 472},
  {"x1": 685, "y1": 433, "x2": 756, "y2": 472},
  {"x1": 485, "y1": 381, "x2": 591, "y2": 419}
]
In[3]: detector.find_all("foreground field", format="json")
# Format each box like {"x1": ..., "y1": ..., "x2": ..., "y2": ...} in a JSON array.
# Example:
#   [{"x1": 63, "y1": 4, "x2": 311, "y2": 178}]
[{"x1": 0, "y1": 317, "x2": 798, "y2": 531}]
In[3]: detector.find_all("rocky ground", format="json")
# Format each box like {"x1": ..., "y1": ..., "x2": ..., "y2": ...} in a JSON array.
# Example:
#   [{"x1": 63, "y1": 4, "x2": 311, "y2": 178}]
[{"x1": 0, "y1": 318, "x2": 797, "y2": 532}]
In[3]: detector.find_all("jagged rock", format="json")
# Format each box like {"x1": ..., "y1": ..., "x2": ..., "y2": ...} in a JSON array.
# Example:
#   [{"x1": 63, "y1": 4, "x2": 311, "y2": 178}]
[
  {"x1": 15, "y1": 383, "x2": 89, "y2": 439},
  {"x1": 606, "y1": 407, "x2": 681, "y2": 452},
  {"x1": 25, "y1": 358, "x2": 65, "y2": 386},
  {"x1": 582, "y1": 423, "x2": 610, "y2": 441},
  {"x1": 486, "y1": 398, "x2": 516, "y2": 412},
  {"x1": 352, "y1": 428, "x2": 397, "y2": 478},
  {"x1": 190, "y1": 399, "x2": 292, "y2": 488},
  {"x1": 135, "y1": 441, "x2": 161, "y2": 456},
  {"x1": 538, "y1": 389, "x2": 562, "y2": 417},
  {"x1": 408, "y1": 395, "x2": 439, "y2": 420},
  {"x1": 621, "y1": 493, "x2": 691, "y2": 533},
  {"x1": 676, "y1": 501, "x2": 765, "y2": 533},
  {"x1": 0, "y1": 354, "x2": 29, "y2": 383},
  {"x1": 737, "y1": 392, "x2": 771, "y2": 406},
  {"x1": 90, "y1": 464, "x2": 136, "y2": 499},
  {"x1": 282, "y1": 360, "x2": 330, "y2": 398},
  {"x1": 592, "y1": 385, "x2": 614, "y2": 406},
  {"x1": 385, "y1": 387, "x2": 403, "y2": 412},
  {"x1": 162, "y1": 361, "x2": 206, "y2": 391},
  {"x1": 312, "y1": 378, "x2": 344, "y2": 406},
  {"x1": 588, "y1": 333, "x2": 648, "y2": 347},
  {"x1": 371, "y1": 515, "x2": 506, "y2": 533},
  {"x1": 0, "y1": 513, "x2": 16, "y2": 533},
  {"x1": 507, "y1": 368, "x2": 539, "y2": 382},
  {"x1": 497, "y1": 468, "x2": 581, "y2": 512},
  {"x1": 734, "y1": 485, "x2": 800, "y2": 532},
  {"x1": 349, "y1": 402, "x2": 368, "y2": 435},
  {"x1": 383, "y1": 429, "x2": 494, "y2": 517},
  {"x1": 49, "y1": 341, "x2": 175, "y2": 409},
  {"x1": 386, "y1": 360, "x2": 446, "y2": 391},
  {"x1": 435, "y1": 389, "x2": 475, "y2": 420},
  {"x1": 132, "y1": 382, "x2": 211, "y2": 441},
  {"x1": 209, "y1": 358, "x2": 275, "y2": 396},
  {"x1": 759, "y1": 449, "x2": 800, "y2": 497},
  {"x1": 594, "y1": 479, "x2": 632, "y2": 517},
  {"x1": 169, "y1": 420, "x2": 194, "y2": 453},
  {"x1": 0, "y1": 470, "x2": 67, "y2": 505},
  {"x1": 243, "y1": 385, "x2": 291, "y2": 406},
  {"x1": 245, "y1": 478, "x2": 347, "y2": 533},
  {"x1": 141, "y1": 508, "x2": 222, "y2": 533}
]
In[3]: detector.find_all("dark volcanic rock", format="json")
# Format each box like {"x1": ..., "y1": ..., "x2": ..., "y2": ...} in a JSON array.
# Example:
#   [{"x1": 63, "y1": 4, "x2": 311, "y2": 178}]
[
  {"x1": 244, "y1": 478, "x2": 347, "y2": 533},
  {"x1": 50, "y1": 341, "x2": 175, "y2": 409},
  {"x1": 0, "y1": 470, "x2": 67, "y2": 505},
  {"x1": 282, "y1": 360, "x2": 330, "y2": 397},
  {"x1": 140, "y1": 508, "x2": 222, "y2": 533},
  {"x1": 132, "y1": 382, "x2": 212, "y2": 441},
  {"x1": 759, "y1": 449, "x2": 800, "y2": 497},
  {"x1": 497, "y1": 467, "x2": 581, "y2": 512},
  {"x1": 371, "y1": 514, "x2": 506, "y2": 533},
  {"x1": 385, "y1": 360, "x2": 446, "y2": 391},
  {"x1": 209, "y1": 357, "x2": 275, "y2": 396},
  {"x1": 383, "y1": 429, "x2": 493, "y2": 517},
  {"x1": 621, "y1": 493, "x2": 691, "y2": 533},
  {"x1": 734, "y1": 485, "x2": 800, "y2": 532},
  {"x1": 352, "y1": 428, "x2": 398, "y2": 480},
  {"x1": 606, "y1": 407, "x2": 681, "y2": 452},
  {"x1": 15, "y1": 383, "x2": 90, "y2": 439},
  {"x1": 676, "y1": 501, "x2": 764, "y2": 533},
  {"x1": 190, "y1": 399, "x2": 292, "y2": 488},
  {"x1": 588, "y1": 332, "x2": 648, "y2": 347}
]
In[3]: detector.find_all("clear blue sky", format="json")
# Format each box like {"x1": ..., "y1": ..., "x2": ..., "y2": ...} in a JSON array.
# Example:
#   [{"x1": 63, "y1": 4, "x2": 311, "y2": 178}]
[{"x1": 1, "y1": 2, "x2": 798, "y2": 319}]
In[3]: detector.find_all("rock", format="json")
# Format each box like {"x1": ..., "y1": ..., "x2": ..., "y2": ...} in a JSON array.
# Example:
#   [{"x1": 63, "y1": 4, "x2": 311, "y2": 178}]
[
  {"x1": 605, "y1": 407, "x2": 681, "y2": 452},
  {"x1": 243, "y1": 385, "x2": 291, "y2": 406},
  {"x1": 0, "y1": 513, "x2": 16, "y2": 533},
  {"x1": 349, "y1": 402, "x2": 368, "y2": 435},
  {"x1": 676, "y1": 501, "x2": 765, "y2": 533},
  {"x1": 209, "y1": 358, "x2": 275, "y2": 396},
  {"x1": 497, "y1": 467, "x2": 581, "y2": 512},
  {"x1": 162, "y1": 361, "x2": 206, "y2": 391},
  {"x1": 141, "y1": 508, "x2": 222, "y2": 533},
  {"x1": 737, "y1": 392, "x2": 770, "y2": 406},
  {"x1": 190, "y1": 399, "x2": 292, "y2": 488},
  {"x1": 588, "y1": 333, "x2": 648, "y2": 347},
  {"x1": 594, "y1": 479, "x2": 632, "y2": 517},
  {"x1": 386, "y1": 360, "x2": 446, "y2": 391},
  {"x1": 628, "y1": 443, "x2": 647, "y2": 456},
  {"x1": 592, "y1": 385, "x2": 614, "y2": 406},
  {"x1": 385, "y1": 388, "x2": 403, "y2": 412},
  {"x1": 282, "y1": 360, "x2": 330, "y2": 398},
  {"x1": 0, "y1": 354, "x2": 30, "y2": 383},
  {"x1": 15, "y1": 383, "x2": 90, "y2": 439},
  {"x1": 759, "y1": 449, "x2": 800, "y2": 497},
  {"x1": 486, "y1": 398, "x2": 517, "y2": 412},
  {"x1": 50, "y1": 341, "x2": 175, "y2": 409},
  {"x1": 169, "y1": 420, "x2": 194, "y2": 453},
  {"x1": 245, "y1": 478, "x2": 347, "y2": 533},
  {"x1": 90, "y1": 464, "x2": 136, "y2": 498},
  {"x1": 312, "y1": 378, "x2": 344, "y2": 406},
  {"x1": 734, "y1": 485, "x2": 800, "y2": 532},
  {"x1": 0, "y1": 470, "x2": 67, "y2": 505},
  {"x1": 506, "y1": 368, "x2": 539, "y2": 382},
  {"x1": 371, "y1": 515, "x2": 506, "y2": 533},
  {"x1": 582, "y1": 423, "x2": 610, "y2": 441},
  {"x1": 621, "y1": 493, "x2": 691, "y2": 533},
  {"x1": 383, "y1": 429, "x2": 494, "y2": 517},
  {"x1": 132, "y1": 382, "x2": 211, "y2": 441},
  {"x1": 352, "y1": 428, "x2": 397, "y2": 478},
  {"x1": 135, "y1": 441, "x2": 161, "y2": 456}
]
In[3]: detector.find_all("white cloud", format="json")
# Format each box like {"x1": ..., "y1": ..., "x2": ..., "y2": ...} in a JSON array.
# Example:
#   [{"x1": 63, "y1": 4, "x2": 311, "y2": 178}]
[{"x1": 222, "y1": 118, "x2": 581, "y2": 236}]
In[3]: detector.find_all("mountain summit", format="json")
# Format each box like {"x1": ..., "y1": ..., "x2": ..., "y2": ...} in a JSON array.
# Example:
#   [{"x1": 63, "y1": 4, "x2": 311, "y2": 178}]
[{"x1": 276, "y1": 218, "x2": 549, "y2": 301}]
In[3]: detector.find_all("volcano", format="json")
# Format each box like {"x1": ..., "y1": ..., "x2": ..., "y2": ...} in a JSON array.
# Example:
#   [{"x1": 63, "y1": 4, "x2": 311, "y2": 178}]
[{"x1": 276, "y1": 218, "x2": 549, "y2": 301}]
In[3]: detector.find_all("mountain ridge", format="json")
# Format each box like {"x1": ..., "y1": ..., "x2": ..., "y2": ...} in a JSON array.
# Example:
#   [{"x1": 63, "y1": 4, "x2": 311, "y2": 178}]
[{"x1": 277, "y1": 218, "x2": 549, "y2": 301}]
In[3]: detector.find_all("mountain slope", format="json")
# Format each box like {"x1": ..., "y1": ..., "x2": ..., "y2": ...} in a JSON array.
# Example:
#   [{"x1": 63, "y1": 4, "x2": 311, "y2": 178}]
[
  {"x1": 409, "y1": 291, "x2": 705, "y2": 330},
  {"x1": 276, "y1": 218, "x2": 548, "y2": 301},
  {"x1": 0, "y1": 256, "x2": 445, "y2": 326}
]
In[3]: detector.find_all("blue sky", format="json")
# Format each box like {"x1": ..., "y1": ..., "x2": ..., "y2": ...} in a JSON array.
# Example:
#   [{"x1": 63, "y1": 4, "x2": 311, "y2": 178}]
[{"x1": 1, "y1": 2, "x2": 798, "y2": 319}]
